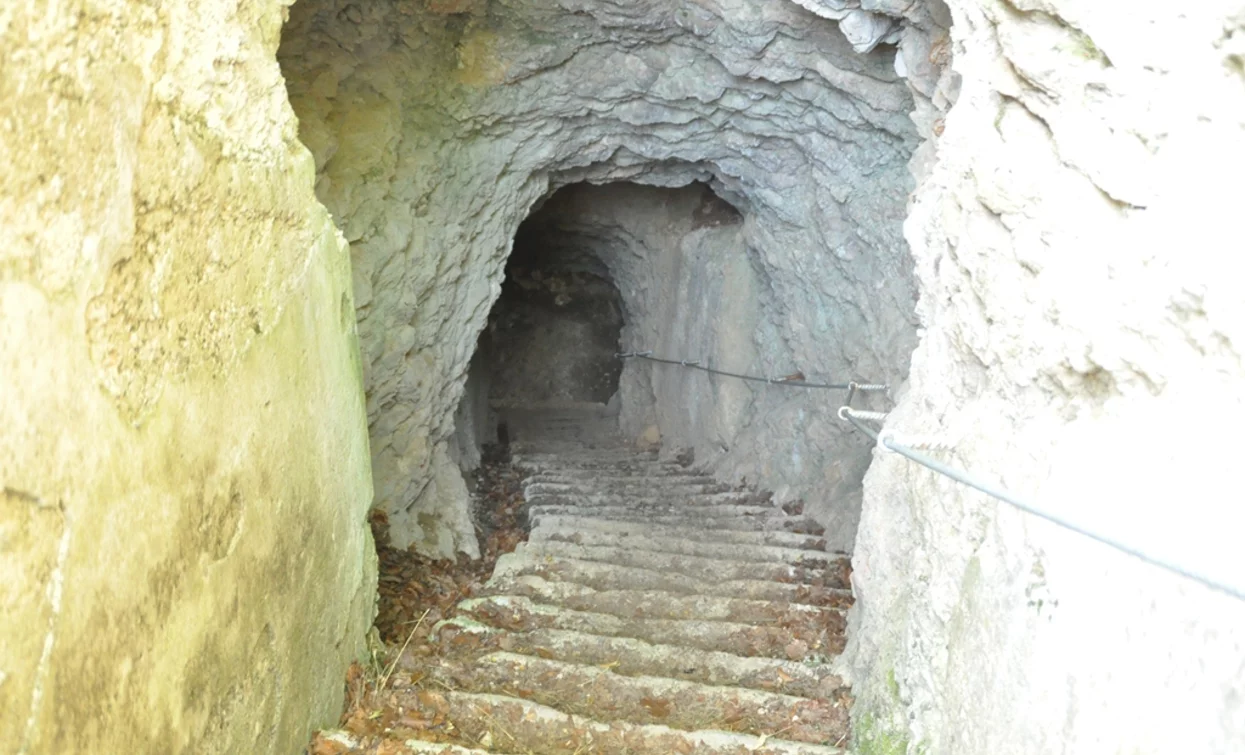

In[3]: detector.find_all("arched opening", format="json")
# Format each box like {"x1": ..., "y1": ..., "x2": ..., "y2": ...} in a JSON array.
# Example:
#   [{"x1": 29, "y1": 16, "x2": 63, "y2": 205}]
[
  {"x1": 472, "y1": 181, "x2": 752, "y2": 449},
  {"x1": 276, "y1": 0, "x2": 929, "y2": 749},
  {"x1": 486, "y1": 211, "x2": 625, "y2": 408}
]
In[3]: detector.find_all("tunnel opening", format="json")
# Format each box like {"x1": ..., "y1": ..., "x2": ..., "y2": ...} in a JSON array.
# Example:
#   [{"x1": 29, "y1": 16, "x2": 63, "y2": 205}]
[
  {"x1": 276, "y1": 0, "x2": 941, "y2": 749},
  {"x1": 485, "y1": 201, "x2": 626, "y2": 409},
  {"x1": 277, "y1": 0, "x2": 931, "y2": 559},
  {"x1": 470, "y1": 180, "x2": 751, "y2": 451}
]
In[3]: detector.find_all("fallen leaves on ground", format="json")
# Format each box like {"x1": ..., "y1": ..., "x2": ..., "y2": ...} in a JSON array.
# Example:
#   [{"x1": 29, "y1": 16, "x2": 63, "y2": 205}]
[{"x1": 307, "y1": 447, "x2": 527, "y2": 754}]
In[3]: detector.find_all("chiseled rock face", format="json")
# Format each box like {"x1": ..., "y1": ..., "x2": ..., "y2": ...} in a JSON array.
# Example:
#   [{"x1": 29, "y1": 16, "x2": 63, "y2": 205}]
[
  {"x1": 849, "y1": 2, "x2": 1245, "y2": 753},
  {"x1": 279, "y1": 0, "x2": 924, "y2": 555},
  {"x1": 0, "y1": 1, "x2": 374, "y2": 752}
]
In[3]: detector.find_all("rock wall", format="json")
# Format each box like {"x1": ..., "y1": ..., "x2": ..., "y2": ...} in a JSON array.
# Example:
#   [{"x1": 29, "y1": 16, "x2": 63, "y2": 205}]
[
  {"x1": 278, "y1": 0, "x2": 920, "y2": 555},
  {"x1": 848, "y1": 1, "x2": 1245, "y2": 753},
  {"x1": 0, "y1": 1, "x2": 375, "y2": 753}
]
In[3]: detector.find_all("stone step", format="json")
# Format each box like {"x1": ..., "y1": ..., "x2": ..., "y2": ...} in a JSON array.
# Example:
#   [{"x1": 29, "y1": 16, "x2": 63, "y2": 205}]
[
  {"x1": 315, "y1": 733, "x2": 497, "y2": 754},
  {"x1": 405, "y1": 743, "x2": 496, "y2": 754},
  {"x1": 378, "y1": 420, "x2": 857, "y2": 755},
  {"x1": 524, "y1": 469, "x2": 713, "y2": 482},
  {"x1": 518, "y1": 542, "x2": 846, "y2": 588},
  {"x1": 526, "y1": 499, "x2": 786, "y2": 517},
  {"x1": 482, "y1": 574, "x2": 853, "y2": 620},
  {"x1": 509, "y1": 444, "x2": 649, "y2": 455},
  {"x1": 527, "y1": 513, "x2": 832, "y2": 552},
  {"x1": 492, "y1": 551, "x2": 850, "y2": 606},
  {"x1": 410, "y1": 690, "x2": 850, "y2": 755},
  {"x1": 531, "y1": 525, "x2": 835, "y2": 567},
  {"x1": 529, "y1": 508, "x2": 825, "y2": 535},
  {"x1": 507, "y1": 455, "x2": 662, "y2": 468},
  {"x1": 456, "y1": 595, "x2": 844, "y2": 660},
  {"x1": 525, "y1": 492, "x2": 771, "y2": 510},
  {"x1": 525, "y1": 480, "x2": 734, "y2": 496},
  {"x1": 514, "y1": 460, "x2": 686, "y2": 475},
  {"x1": 421, "y1": 652, "x2": 850, "y2": 744},
  {"x1": 525, "y1": 473, "x2": 722, "y2": 485},
  {"x1": 434, "y1": 618, "x2": 845, "y2": 699},
  {"x1": 527, "y1": 502, "x2": 780, "y2": 521}
]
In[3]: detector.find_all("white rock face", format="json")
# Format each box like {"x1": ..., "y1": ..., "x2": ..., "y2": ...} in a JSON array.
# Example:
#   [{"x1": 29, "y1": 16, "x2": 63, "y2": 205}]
[
  {"x1": 279, "y1": 0, "x2": 921, "y2": 555},
  {"x1": 278, "y1": 0, "x2": 1245, "y2": 751},
  {"x1": 848, "y1": 1, "x2": 1245, "y2": 753}
]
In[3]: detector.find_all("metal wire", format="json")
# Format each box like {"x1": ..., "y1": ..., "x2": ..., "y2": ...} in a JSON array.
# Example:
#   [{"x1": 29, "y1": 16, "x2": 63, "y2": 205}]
[
  {"x1": 616, "y1": 350, "x2": 888, "y2": 392},
  {"x1": 839, "y1": 407, "x2": 890, "y2": 422},
  {"x1": 617, "y1": 348, "x2": 1244, "y2": 601},
  {"x1": 841, "y1": 412, "x2": 1245, "y2": 602}
]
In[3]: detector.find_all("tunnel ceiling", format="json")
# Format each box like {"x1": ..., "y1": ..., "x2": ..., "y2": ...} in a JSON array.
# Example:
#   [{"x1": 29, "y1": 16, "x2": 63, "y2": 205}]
[{"x1": 278, "y1": 0, "x2": 956, "y2": 555}]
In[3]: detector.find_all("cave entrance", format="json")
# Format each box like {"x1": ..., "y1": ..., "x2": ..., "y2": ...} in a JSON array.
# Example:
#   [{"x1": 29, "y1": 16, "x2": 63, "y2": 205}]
[
  {"x1": 466, "y1": 179, "x2": 746, "y2": 450},
  {"x1": 484, "y1": 208, "x2": 625, "y2": 410}
]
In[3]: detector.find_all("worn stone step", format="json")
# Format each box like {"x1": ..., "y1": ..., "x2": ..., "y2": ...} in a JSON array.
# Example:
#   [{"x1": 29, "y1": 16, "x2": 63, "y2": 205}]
[
  {"x1": 512, "y1": 450, "x2": 659, "y2": 462},
  {"x1": 528, "y1": 507, "x2": 824, "y2": 534},
  {"x1": 526, "y1": 501, "x2": 779, "y2": 522},
  {"x1": 527, "y1": 502, "x2": 780, "y2": 522},
  {"x1": 315, "y1": 732, "x2": 501, "y2": 755},
  {"x1": 421, "y1": 652, "x2": 850, "y2": 744},
  {"x1": 531, "y1": 525, "x2": 835, "y2": 568},
  {"x1": 509, "y1": 444, "x2": 649, "y2": 455},
  {"x1": 374, "y1": 418, "x2": 859, "y2": 755},
  {"x1": 528, "y1": 513, "x2": 832, "y2": 552},
  {"x1": 405, "y1": 742, "x2": 497, "y2": 754},
  {"x1": 520, "y1": 542, "x2": 846, "y2": 588},
  {"x1": 524, "y1": 469, "x2": 712, "y2": 482},
  {"x1": 525, "y1": 488, "x2": 768, "y2": 505},
  {"x1": 526, "y1": 477, "x2": 724, "y2": 490},
  {"x1": 492, "y1": 551, "x2": 850, "y2": 606},
  {"x1": 407, "y1": 690, "x2": 850, "y2": 755},
  {"x1": 514, "y1": 461, "x2": 687, "y2": 476},
  {"x1": 525, "y1": 480, "x2": 734, "y2": 496},
  {"x1": 525, "y1": 485, "x2": 737, "y2": 502},
  {"x1": 434, "y1": 618, "x2": 845, "y2": 699},
  {"x1": 513, "y1": 452, "x2": 673, "y2": 463},
  {"x1": 456, "y1": 595, "x2": 844, "y2": 660},
  {"x1": 483, "y1": 574, "x2": 852, "y2": 622}
]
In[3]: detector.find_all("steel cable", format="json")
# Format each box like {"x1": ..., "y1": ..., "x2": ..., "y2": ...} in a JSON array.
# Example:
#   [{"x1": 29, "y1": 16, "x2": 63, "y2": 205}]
[
  {"x1": 841, "y1": 410, "x2": 1245, "y2": 602},
  {"x1": 617, "y1": 349, "x2": 1245, "y2": 601},
  {"x1": 615, "y1": 351, "x2": 887, "y2": 392}
]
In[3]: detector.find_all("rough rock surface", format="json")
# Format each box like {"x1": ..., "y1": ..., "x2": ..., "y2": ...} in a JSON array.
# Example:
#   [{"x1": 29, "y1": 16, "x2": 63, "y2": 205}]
[
  {"x1": 278, "y1": 0, "x2": 921, "y2": 556},
  {"x1": 848, "y1": 2, "x2": 1245, "y2": 754},
  {"x1": 1, "y1": 0, "x2": 375, "y2": 753}
]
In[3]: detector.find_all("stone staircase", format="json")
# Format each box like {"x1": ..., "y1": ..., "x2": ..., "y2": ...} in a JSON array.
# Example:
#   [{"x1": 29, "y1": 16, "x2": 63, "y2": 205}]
[{"x1": 380, "y1": 406, "x2": 855, "y2": 754}]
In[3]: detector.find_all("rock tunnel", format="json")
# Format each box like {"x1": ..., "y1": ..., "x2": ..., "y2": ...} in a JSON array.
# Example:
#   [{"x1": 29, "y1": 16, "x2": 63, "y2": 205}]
[
  {"x1": 277, "y1": 0, "x2": 931, "y2": 558},
  {"x1": 4, "y1": 0, "x2": 1245, "y2": 753}
]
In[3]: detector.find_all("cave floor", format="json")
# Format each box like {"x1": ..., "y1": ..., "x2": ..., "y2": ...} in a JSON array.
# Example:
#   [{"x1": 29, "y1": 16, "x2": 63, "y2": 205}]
[{"x1": 311, "y1": 407, "x2": 854, "y2": 754}]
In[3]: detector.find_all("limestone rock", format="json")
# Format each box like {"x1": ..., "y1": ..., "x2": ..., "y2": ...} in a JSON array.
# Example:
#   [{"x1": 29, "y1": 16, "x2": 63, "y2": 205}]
[
  {"x1": 848, "y1": 2, "x2": 1245, "y2": 754},
  {"x1": 0, "y1": 0, "x2": 375, "y2": 751}
]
